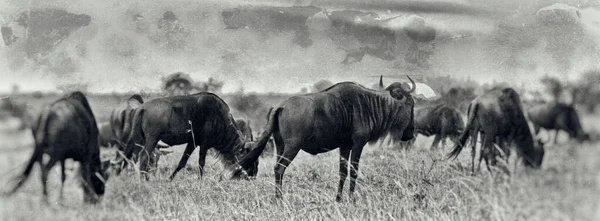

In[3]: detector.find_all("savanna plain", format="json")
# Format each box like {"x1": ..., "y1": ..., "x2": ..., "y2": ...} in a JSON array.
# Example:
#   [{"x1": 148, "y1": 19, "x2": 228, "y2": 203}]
[{"x1": 0, "y1": 94, "x2": 599, "y2": 221}]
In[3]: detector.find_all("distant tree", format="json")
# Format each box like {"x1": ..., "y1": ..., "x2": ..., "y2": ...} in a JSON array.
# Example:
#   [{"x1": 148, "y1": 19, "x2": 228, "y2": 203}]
[
  {"x1": 311, "y1": 80, "x2": 333, "y2": 92},
  {"x1": 161, "y1": 72, "x2": 194, "y2": 96},
  {"x1": 197, "y1": 77, "x2": 224, "y2": 93}
]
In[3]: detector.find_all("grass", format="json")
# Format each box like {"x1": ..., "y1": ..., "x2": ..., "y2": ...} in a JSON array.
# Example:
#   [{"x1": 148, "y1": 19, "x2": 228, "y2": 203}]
[{"x1": 0, "y1": 95, "x2": 599, "y2": 221}]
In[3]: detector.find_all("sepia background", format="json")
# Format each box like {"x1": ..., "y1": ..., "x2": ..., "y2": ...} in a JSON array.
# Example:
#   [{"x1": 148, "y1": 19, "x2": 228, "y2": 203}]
[{"x1": 1, "y1": 0, "x2": 599, "y2": 220}]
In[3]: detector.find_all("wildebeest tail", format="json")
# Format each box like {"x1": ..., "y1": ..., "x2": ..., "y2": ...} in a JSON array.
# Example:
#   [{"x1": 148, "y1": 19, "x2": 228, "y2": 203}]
[
  {"x1": 238, "y1": 107, "x2": 282, "y2": 170},
  {"x1": 447, "y1": 103, "x2": 478, "y2": 160},
  {"x1": 7, "y1": 110, "x2": 49, "y2": 195},
  {"x1": 123, "y1": 108, "x2": 144, "y2": 147}
]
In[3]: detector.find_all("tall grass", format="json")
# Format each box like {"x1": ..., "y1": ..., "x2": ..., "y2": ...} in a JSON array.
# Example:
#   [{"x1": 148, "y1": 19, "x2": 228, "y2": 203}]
[{"x1": 1, "y1": 123, "x2": 599, "y2": 220}]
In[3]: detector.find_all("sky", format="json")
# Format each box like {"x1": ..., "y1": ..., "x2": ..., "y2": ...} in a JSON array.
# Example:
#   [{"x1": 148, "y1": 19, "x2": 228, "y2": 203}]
[{"x1": 0, "y1": 0, "x2": 599, "y2": 94}]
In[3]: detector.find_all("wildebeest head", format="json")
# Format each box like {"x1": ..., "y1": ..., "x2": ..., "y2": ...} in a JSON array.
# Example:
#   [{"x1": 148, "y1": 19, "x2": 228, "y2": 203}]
[
  {"x1": 242, "y1": 141, "x2": 259, "y2": 177},
  {"x1": 529, "y1": 138, "x2": 545, "y2": 168},
  {"x1": 515, "y1": 129, "x2": 546, "y2": 169},
  {"x1": 379, "y1": 75, "x2": 416, "y2": 141},
  {"x1": 84, "y1": 160, "x2": 111, "y2": 204}
]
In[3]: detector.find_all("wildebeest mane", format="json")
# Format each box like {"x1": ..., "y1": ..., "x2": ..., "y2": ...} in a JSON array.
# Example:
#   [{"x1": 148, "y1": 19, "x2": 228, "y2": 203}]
[{"x1": 66, "y1": 91, "x2": 96, "y2": 123}]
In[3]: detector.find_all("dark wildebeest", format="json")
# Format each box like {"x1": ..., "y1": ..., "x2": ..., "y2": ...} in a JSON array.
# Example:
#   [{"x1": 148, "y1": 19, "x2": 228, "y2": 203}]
[
  {"x1": 109, "y1": 94, "x2": 170, "y2": 170},
  {"x1": 234, "y1": 118, "x2": 254, "y2": 141},
  {"x1": 109, "y1": 94, "x2": 144, "y2": 144},
  {"x1": 448, "y1": 87, "x2": 545, "y2": 173},
  {"x1": 116, "y1": 92, "x2": 258, "y2": 180},
  {"x1": 236, "y1": 76, "x2": 416, "y2": 201},
  {"x1": 7, "y1": 92, "x2": 110, "y2": 203},
  {"x1": 394, "y1": 104, "x2": 464, "y2": 149},
  {"x1": 527, "y1": 102, "x2": 589, "y2": 144}
]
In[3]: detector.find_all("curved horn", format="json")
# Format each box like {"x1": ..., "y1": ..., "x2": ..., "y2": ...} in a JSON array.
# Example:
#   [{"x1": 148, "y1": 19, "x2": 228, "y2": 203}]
[
  {"x1": 379, "y1": 75, "x2": 384, "y2": 89},
  {"x1": 406, "y1": 76, "x2": 416, "y2": 93}
]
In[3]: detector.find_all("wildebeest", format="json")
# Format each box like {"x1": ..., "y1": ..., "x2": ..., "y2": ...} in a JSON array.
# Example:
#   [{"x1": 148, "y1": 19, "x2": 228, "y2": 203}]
[
  {"x1": 527, "y1": 102, "x2": 589, "y2": 144},
  {"x1": 116, "y1": 92, "x2": 258, "y2": 180},
  {"x1": 448, "y1": 87, "x2": 545, "y2": 173},
  {"x1": 109, "y1": 94, "x2": 170, "y2": 170},
  {"x1": 412, "y1": 104, "x2": 464, "y2": 149},
  {"x1": 109, "y1": 94, "x2": 144, "y2": 145},
  {"x1": 234, "y1": 118, "x2": 254, "y2": 141},
  {"x1": 7, "y1": 92, "x2": 110, "y2": 203},
  {"x1": 236, "y1": 76, "x2": 416, "y2": 201},
  {"x1": 98, "y1": 120, "x2": 173, "y2": 172}
]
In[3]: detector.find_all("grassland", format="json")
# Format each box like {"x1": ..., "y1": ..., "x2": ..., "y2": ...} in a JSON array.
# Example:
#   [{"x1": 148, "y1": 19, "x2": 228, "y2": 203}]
[{"x1": 0, "y1": 94, "x2": 599, "y2": 221}]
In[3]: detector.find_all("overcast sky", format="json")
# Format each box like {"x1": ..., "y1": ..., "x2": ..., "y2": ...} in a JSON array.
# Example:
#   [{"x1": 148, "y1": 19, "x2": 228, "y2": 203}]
[{"x1": 1, "y1": 0, "x2": 599, "y2": 94}]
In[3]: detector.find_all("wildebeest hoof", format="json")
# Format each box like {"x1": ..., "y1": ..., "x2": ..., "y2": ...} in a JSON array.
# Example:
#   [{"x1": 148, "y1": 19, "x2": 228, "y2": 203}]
[{"x1": 335, "y1": 195, "x2": 343, "y2": 202}]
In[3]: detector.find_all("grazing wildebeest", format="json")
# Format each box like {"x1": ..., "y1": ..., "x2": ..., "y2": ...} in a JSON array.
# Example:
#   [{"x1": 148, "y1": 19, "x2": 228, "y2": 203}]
[
  {"x1": 527, "y1": 102, "x2": 589, "y2": 144},
  {"x1": 7, "y1": 92, "x2": 110, "y2": 203},
  {"x1": 109, "y1": 94, "x2": 170, "y2": 171},
  {"x1": 236, "y1": 76, "x2": 416, "y2": 201},
  {"x1": 386, "y1": 104, "x2": 464, "y2": 149},
  {"x1": 116, "y1": 92, "x2": 258, "y2": 180},
  {"x1": 448, "y1": 87, "x2": 545, "y2": 173},
  {"x1": 234, "y1": 118, "x2": 254, "y2": 141},
  {"x1": 414, "y1": 104, "x2": 464, "y2": 149}
]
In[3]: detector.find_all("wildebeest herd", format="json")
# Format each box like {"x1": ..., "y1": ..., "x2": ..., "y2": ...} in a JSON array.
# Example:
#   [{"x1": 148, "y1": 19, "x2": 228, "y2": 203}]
[{"x1": 3, "y1": 75, "x2": 591, "y2": 204}]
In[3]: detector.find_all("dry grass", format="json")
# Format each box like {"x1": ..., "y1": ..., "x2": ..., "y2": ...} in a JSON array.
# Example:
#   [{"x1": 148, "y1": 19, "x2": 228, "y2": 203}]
[{"x1": 0, "y1": 95, "x2": 599, "y2": 221}]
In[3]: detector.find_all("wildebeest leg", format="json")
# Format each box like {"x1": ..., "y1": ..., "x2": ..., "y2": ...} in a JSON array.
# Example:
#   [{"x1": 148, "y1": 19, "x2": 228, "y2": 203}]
[
  {"x1": 197, "y1": 146, "x2": 208, "y2": 179},
  {"x1": 513, "y1": 155, "x2": 520, "y2": 174},
  {"x1": 554, "y1": 130, "x2": 559, "y2": 144},
  {"x1": 476, "y1": 134, "x2": 486, "y2": 172},
  {"x1": 336, "y1": 147, "x2": 351, "y2": 202},
  {"x1": 116, "y1": 144, "x2": 136, "y2": 175},
  {"x1": 41, "y1": 157, "x2": 58, "y2": 203},
  {"x1": 470, "y1": 131, "x2": 479, "y2": 175},
  {"x1": 441, "y1": 136, "x2": 448, "y2": 149},
  {"x1": 481, "y1": 135, "x2": 495, "y2": 174},
  {"x1": 431, "y1": 134, "x2": 442, "y2": 150},
  {"x1": 169, "y1": 142, "x2": 195, "y2": 181},
  {"x1": 59, "y1": 160, "x2": 66, "y2": 201},
  {"x1": 274, "y1": 143, "x2": 300, "y2": 199},
  {"x1": 139, "y1": 137, "x2": 159, "y2": 181},
  {"x1": 348, "y1": 142, "x2": 366, "y2": 201}
]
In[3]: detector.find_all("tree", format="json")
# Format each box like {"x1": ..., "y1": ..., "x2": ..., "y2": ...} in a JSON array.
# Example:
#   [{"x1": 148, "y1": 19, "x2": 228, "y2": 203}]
[
  {"x1": 311, "y1": 80, "x2": 333, "y2": 92},
  {"x1": 161, "y1": 72, "x2": 194, "y2": 96}
]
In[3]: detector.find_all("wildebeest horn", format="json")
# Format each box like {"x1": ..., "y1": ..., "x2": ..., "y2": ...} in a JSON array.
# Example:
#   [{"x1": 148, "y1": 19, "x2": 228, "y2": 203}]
[
  {"x1": 406, "y1": 76, "x2": 416, "y2": 93},
  {"x1": 379, "y1": 75, "x2": 384, "y2": 89}
]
